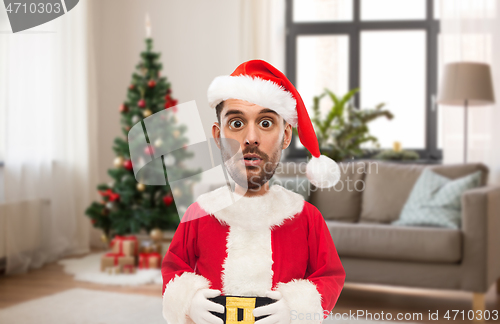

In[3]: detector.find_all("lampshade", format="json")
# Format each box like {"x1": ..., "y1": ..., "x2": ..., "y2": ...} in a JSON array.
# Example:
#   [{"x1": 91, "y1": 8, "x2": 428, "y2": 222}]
[{"x1": 437, "y1": 62, "x2": 495, "y2": 106}]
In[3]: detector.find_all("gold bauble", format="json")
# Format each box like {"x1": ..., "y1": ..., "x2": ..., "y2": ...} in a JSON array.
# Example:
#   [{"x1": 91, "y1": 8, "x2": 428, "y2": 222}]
[
  {"x1": 101, "y1": 233, "x2": 109, "y2": 245},
  {"x1": 137, "y1": 183, "x2": 146, "y2": 191},
  {"x1": 173, "y1": 130, "x2": 180, "y2": 138},
  {"x1": 172, "y1": 187, "x2": 182, "y2": 198},
  {"x1": 143, "y1": 109, "x2": 152, "y2": 117},
  {"x1": 150, "y1": 228, "x2": 163, "y2": 242},
  {"x1": 114, "y1": 156, "x2": 124, "y2": 168},
  {"x1": 154, "y1": 138, "x2": 163, "y2": 147}
]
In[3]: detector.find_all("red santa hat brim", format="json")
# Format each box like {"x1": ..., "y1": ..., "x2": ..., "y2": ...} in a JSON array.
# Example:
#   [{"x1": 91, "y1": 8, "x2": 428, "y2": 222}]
[{"x1": 207, "y1": 74, "x2": 298, "y2": 128}]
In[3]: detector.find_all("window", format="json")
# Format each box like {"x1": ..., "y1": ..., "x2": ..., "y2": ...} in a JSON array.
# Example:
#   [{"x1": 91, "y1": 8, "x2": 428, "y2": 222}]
[{"x1": 285, "y1": 0, "x2": 441, "y2": 161}]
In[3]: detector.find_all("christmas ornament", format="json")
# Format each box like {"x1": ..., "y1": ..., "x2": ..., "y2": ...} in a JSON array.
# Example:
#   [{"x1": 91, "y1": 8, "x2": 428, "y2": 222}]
[
  {"x1": 150, "y1": 228, "x2": 163, "y2": 242},
  {"x1": 144, "y1": 145, "x2": 155, "y2": 155},
  {"x1": 154, "y1": 138, "x2": 163, "y2": 147},
  {"x1": 172, "y1": 187, "x2": 182, "y2": 198},
  {"x1": 163, "y1": 194, "x2": 174, "y2": 206},
  {"x1": 207, "y1": 59, "x2": 341, "y2": 188},
  {"x1": 106, "y1": 201, "x2": 114, "y2": 209},
  {"x1": 119, "y1": 103, "x2": 129, "y2": 113},
  {"x1": 164, "y1": 155, "x2": 175, "y2": 166},
  {"x1": 124, "y1": 126, "x2": 131, "y2": 131},
  {"x1": 101, "y1": 233, "x2": 109, "y2": 244},
  {"x1": 129, "y1": 84, "x2": 135, "y2": 90},
  {"x1": 132, "y1": 115, "x2": 140, "y2": 124},
  {"x1": 148, "y1": 79, "x2": 156, "y2": 88},
  {"x1": 91, "y1": 219, "x2": 97, "y2": 225},
  {"x1": 143, "y1": 108, "x2": 152, "y2": 117},
  {"x1": 173, "y1": 130, "x2": 180, "y2": 138},
  {"x1": 114, "y1": 156, "x2": 124, "y2": 168},
  {"x1": 123, "y1": 159, "x2": 133, "y2": 171},
  {"x1": 137, "y1": 183, "x2": 146, "y2": 191},
  {"x1": 138, "y1": 99, "x2": 146, "y2": 108},
  {"x1": 99, "y1": 189, "x2": 120, "y2": 202}
]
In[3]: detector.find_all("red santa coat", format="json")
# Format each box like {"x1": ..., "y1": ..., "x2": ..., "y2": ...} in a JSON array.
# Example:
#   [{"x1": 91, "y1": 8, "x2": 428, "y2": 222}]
[{"x1": 162, "y1": 184, "x2": 345, "y2": 324}]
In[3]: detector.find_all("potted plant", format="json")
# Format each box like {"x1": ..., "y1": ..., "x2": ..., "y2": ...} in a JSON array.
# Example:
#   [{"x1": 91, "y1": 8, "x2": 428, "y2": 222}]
[{"x1": 293, "y1": 88, "x2": 393, "y2": 162}]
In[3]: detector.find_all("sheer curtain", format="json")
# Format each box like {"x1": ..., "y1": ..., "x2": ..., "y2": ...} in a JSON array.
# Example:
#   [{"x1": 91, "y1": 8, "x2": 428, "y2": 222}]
[
  {"x1": 0, "y1": 1, "x2": 98, "y2": 274},
  {"x1": 439, "y1": 0, "x2": 500, "y2": 184}
]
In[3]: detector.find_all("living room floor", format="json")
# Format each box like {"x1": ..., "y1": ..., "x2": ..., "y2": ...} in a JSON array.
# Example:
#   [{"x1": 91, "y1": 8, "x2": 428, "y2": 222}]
[{"x1": 0, "y1": 248, "x2": 498, "y2": 323}]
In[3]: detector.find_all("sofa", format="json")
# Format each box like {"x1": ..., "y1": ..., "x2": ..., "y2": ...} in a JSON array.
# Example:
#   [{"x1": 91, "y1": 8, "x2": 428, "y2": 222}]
[{"x1": 272, "y1": 160, "x2": 500, "y2": 314}]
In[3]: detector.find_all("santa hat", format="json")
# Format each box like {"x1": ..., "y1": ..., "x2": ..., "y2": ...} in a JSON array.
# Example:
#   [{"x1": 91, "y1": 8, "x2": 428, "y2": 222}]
[{"x1": 207, "y1": 59, "x2": 341, "y2": 189}]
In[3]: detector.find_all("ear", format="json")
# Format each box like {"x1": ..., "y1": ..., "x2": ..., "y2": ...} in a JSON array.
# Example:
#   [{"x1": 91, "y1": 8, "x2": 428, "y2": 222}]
[
  {"x1": 282, "y1": 122, "x2": 293, "y2": 150},
  {"x1": 212, "y1": 122, "x2": 221, "y2": 149}
]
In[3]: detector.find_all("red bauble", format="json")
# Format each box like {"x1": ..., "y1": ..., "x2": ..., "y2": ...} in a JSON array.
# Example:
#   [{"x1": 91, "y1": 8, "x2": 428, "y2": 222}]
[
  {"x1": 119, "y1": 103, "x2": 128, "y2": 113},
  {"x1": 148, "y1": 80, "x2": 156, "y2": 88},
  {"x1": 138, "y1": 99, "x2": 146, "y2": 108},
  {"x1": 144, "y1": 146, "x2": 155, "y2": 155},
  {"x1": 123, "y1": 159, "x2": 133, "y2": 171},
  {"x1": 163, "y1": 195, "x2": 174, "y2": 206},
  {"x1": 129, "y1": 84, "x2": 135, "y2": 90}
]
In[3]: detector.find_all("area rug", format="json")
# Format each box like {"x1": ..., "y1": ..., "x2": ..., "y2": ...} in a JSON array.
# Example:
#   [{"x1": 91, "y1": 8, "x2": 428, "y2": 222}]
[
  {"x1": 58, "y1": 251, "x2": 163, "y2": 286},
  {"x1": 0, "y1": 288, "x2": 165, "y2": 324}
]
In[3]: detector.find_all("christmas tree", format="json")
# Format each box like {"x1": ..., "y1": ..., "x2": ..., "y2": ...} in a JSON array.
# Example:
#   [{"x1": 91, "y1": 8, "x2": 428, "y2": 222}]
[{"x1": 85, "y1": 37, "x2": 201, "y2": 241}]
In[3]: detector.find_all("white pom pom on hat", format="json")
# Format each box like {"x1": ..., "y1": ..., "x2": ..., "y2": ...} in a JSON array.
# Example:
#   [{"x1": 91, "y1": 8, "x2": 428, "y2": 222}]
[{"x1": 207, "y1": 59, "x2": 341, "y2": 189}]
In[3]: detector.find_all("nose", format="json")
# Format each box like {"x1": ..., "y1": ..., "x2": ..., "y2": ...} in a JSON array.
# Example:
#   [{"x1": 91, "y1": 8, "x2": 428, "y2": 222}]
[{"x1": 244, "y1": 123, "x2": 260, "y2": 147}]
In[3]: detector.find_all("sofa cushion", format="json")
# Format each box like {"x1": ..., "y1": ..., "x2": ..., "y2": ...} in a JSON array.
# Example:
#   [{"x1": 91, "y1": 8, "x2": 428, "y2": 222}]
[
  {"x1": 392, "y1": 169, "x2": 482, "y2": 229},
  {"x1": 359, "y1": 161, "x2": 489, "y2": 224},
  {"x1": 309, "y1": 162, "x2": 366, "y2": 222},
  {"x1": 327, "y1": 220, "x2": 462, "y2": 263}
]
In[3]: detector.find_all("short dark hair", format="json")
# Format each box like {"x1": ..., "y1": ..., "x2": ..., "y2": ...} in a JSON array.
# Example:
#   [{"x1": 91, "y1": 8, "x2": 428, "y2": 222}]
[{"x1": 216, "y1": 100, "x2": 287, "y2": 127}]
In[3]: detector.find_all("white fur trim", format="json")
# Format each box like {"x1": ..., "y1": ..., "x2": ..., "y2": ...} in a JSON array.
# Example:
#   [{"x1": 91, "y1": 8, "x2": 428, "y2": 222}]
[
  {"x1": 196, "y1": 184, "x2": 304, "y2": 230},
  {"x1": 196, "y1": 184, "x2": 305, "y2": 297},
  {"x1": 306, "y1": 155, "x2": 341, "y2": 189},
  {"x1": 162, "y1": 272, "x2": 211, "y2": 324},
  {"x1": 207, "y1": 75, "x2": 298, "y2": 127},
  {"x1": 276, "y1": 279, "x2": 324, "y2": 324}
]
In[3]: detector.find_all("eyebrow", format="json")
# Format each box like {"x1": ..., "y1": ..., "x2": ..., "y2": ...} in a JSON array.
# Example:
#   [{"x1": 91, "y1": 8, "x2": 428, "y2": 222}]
[{"x1": 224, "y1": 108, "x2": 279, "y2": 118}]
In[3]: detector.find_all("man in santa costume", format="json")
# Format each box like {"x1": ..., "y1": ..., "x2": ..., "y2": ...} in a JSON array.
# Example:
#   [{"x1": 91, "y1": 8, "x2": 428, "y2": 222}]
[{"x1": 162, "y1": 60, "x2": 345, "y2": 324}]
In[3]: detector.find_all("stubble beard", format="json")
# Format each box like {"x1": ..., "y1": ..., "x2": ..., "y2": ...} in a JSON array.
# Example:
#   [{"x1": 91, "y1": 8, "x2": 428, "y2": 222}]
[{"x1": 221, "y1": 135, "x2": 284, "y2": 192}]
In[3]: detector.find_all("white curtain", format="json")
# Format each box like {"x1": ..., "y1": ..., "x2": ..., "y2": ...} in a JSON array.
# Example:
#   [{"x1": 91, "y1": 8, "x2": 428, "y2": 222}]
[
  {"x1": 439, "y1": 0, "x2": 500, "y2": 184},
  {"x1": 0, "y1": 1, "x2": 98, "y2": 274},
  {"x1": 239, "y1": 0, "x2": 286, "y2": 72}
]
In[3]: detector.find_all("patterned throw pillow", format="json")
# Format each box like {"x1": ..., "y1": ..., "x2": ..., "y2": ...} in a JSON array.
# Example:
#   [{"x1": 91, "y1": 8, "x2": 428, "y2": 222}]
[{"x1": 392, "y1": 168, "x2": 482, "y2": 229}]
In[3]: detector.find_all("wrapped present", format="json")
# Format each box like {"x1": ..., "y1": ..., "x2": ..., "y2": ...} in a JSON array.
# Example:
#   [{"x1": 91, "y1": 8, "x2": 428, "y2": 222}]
[
  {"x1": 118, "y1": 255, "x2": 135, "y2": 269},
  {"x1": 139, "y1": 240, "x2": 162, "y2": 254},
  {"x1": 105, "y1": 266, "x2": 121, "y2": 275},
  {"x1": 110, "y1": 235, "x2": 139, "y2": 257},
  {"x1": 101, "y1": 252, "x2": 124, "y2": 272},
  {"x1": 122, "y1": 264, "x2": 136, "y2": 274},
  {"x1": 138, "y1": 252, "x2": 161, "y2": 269}
]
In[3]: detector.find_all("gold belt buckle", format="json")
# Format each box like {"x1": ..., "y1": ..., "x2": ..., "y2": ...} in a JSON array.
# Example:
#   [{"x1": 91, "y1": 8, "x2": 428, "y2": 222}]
[{"x1": 225, "y1": 297, "x2": 256, "y2": 324}]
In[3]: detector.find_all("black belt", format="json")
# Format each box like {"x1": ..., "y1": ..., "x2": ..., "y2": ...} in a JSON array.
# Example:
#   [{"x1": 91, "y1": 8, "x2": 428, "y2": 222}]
[{"x1": 208, "y1": 296, "x2": 276, "y2": 324}]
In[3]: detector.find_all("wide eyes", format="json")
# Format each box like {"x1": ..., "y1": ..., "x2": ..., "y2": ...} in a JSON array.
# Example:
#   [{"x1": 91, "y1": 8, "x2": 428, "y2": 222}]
[
  {"x1": 229, "y1": 120, "x2": 243, "y2": 129},
  {"x1": 229, "y1": 119, "x2": 273, "y2": 129}
]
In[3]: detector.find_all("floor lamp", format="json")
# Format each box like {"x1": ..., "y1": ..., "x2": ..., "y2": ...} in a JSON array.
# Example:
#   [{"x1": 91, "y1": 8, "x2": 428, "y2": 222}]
[{"x1": 437, "y1": 62, "x2": 495, "y2": 163}]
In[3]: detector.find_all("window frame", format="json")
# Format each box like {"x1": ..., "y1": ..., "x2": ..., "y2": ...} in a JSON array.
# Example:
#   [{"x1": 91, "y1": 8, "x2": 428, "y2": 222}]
[{"x1": 285, "y1": 0, "x2": 441, "y2": 161}]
